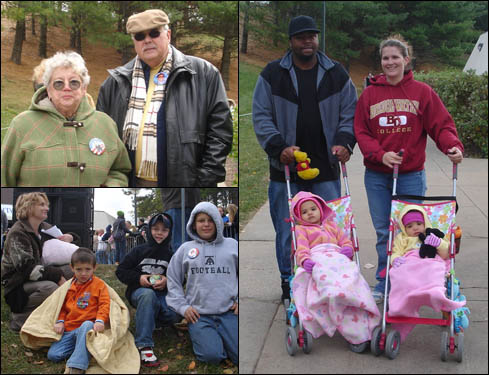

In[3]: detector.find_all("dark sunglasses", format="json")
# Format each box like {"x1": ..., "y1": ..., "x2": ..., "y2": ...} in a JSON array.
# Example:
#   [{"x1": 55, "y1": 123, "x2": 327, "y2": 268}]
[
  {"x1": 134, "y1": 29, "x2": 161, "y2": 41},
  {"x1": 52, "y1": 79, "x2": 81, "y2": 90}
]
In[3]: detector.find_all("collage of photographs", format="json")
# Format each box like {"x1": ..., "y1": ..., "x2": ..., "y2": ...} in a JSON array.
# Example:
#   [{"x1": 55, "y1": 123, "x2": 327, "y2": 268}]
[{"x1": 1, "y1": 1, "x2": 487, "y2": 374}]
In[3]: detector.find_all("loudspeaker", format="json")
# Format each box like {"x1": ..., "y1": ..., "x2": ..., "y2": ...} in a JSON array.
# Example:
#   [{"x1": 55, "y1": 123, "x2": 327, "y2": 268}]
[{"x1": 13, "y1": 189, "x2": 94, "y2": 248}]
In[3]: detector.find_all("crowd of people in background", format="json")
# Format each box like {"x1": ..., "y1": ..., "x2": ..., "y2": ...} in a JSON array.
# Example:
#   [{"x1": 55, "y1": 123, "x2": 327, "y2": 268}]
[{"x1": 90, "y1": 202, "x2": 238, "y2": 266}]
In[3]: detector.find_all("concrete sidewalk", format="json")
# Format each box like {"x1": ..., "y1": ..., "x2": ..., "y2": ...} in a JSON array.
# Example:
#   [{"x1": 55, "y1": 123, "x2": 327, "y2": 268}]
[{"x1": 239, "y1": 138, "x2": 488, "y2": 374}]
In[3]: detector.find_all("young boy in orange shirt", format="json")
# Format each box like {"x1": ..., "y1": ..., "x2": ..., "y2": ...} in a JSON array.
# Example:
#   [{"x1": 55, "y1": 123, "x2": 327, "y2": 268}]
[{"x1": 47, "y1": 248, "x2": 110, "y2": 374}]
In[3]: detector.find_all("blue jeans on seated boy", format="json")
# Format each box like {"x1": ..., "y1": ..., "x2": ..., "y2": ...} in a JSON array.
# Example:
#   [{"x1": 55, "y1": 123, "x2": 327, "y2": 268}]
[
  {"x1": 188, "y1": 311, "x2": 238, "y2": 365},
  {"x1": 47, "y1": 320, "x2": 94, "y2": 370},
  {"x1": 268, "y1": 179, "x2": 341, "y2": 282},
  {"x1": 364, "y1": 169, "x2": 426, "y2": 295},
  {"x1": 130, "y1": 287, "x2": 180, "y2": 348}
]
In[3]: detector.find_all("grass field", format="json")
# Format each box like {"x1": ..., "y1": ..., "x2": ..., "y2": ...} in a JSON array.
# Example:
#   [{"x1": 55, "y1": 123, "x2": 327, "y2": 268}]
[
  {"x1": 238, "y1": 61, "x2": 270, "y2": 229},
  {"x1": 0, "y1": 264, "x2": 236, "y2": 374}
]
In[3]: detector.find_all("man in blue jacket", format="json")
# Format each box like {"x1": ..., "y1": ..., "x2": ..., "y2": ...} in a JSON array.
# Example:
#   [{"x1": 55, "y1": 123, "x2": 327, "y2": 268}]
[{"x1": 252, "y1": 15, "x2": 357, "y2": 302}]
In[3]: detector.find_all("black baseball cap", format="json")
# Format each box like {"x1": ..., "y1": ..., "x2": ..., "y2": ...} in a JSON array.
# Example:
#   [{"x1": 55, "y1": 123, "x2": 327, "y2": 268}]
[{"x1": 288, "y1": 15, "x2": 320, "y2": 38}]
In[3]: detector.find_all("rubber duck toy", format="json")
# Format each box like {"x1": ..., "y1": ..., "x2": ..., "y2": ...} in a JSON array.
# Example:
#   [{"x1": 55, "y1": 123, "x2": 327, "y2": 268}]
[{"x1": 294, "y1": 150, "x2": 320, "y2": 180}]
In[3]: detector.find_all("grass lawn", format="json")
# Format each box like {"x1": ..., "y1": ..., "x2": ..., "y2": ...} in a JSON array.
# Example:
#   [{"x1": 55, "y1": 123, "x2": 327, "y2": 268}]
[
  {"x1": 1, "y1": 264, "x2": 237, "y2": 374},
  {"x1": 238, "y1": 61, "x2": 270, "y2": 230}
]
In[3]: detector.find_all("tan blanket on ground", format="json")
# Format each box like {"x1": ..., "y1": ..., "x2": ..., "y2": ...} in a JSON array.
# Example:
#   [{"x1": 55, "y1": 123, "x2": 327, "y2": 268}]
[{"x1": 20, "y1": 279, "x2": 140, "y2": 374}]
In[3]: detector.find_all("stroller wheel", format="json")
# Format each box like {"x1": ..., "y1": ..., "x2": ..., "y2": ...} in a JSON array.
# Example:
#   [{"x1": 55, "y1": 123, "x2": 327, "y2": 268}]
[
  {"x1": 456, "y1": 333, "x2": 464, "y2": 363},
  {"x1": 440, "y1": 331, "x2": 448, "y2": 362},
  {"x1": 285, "y1": 326, "x2": 299, "y2": 356},
  {"x1": 385, "y1": 330, "x2": 401, "y2": 359},
  {"x1": 303, "y1": 330, "x2": 313, "y2": 354},
  {"x1": 370, "y1": 326, "x2": 383, "y2": 356},
  {"x1": 349, "y1": 341, "x2": 369, "y2": 353}
]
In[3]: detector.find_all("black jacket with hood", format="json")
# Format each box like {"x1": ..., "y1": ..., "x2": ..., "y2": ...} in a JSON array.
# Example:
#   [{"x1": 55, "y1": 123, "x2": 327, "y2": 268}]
[{"x1": 115, "y1": 213, "x2": 174, "y2": 307}]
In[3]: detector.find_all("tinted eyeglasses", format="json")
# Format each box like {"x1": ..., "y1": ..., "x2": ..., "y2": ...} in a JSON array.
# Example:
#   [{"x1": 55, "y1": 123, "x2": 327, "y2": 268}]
[
  {"x1": 52, "y1": 79, "x2": 81, "y2": 90},
  {"x1": 134, "y1": 29, "x2": 161, "y2": 41}
]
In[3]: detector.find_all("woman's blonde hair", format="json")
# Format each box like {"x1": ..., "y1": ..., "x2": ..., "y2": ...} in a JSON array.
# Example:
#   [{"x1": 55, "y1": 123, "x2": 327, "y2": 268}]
[
  {"x1": 15, "y1": 192, "x2": 49, "y2": 220},
  {"x1": 379, "y1": 34, "x2": 414, "y2": 71},
  {"x1": 227, "y1": 203, "x2": 238, "y2": 223}
]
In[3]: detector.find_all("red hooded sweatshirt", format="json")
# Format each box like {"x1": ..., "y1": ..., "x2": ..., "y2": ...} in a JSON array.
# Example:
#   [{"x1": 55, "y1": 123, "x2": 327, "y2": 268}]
[{"x1": 354, "y1": 70, "x2": 463, "y2": 174}]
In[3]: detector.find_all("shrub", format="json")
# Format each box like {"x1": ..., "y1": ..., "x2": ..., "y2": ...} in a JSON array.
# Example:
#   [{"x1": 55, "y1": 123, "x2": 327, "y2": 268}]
[{"x1": 414, "y1": 70, "x2": 488, "y2": 158}]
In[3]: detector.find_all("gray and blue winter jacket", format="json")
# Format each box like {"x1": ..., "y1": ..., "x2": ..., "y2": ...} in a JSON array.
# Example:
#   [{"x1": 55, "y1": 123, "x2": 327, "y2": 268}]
[{"x1": 252, "y1": 50, "x2": 357, "y2": 175}]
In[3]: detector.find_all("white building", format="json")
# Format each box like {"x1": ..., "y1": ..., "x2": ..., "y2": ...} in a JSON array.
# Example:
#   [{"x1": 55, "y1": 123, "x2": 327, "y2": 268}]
[
  {"x1": 463, "y1": 32, "x2": 488, "y2": 75},
  {"x1": 94, "y1": 210, "x2": 117, "y2": 231}
]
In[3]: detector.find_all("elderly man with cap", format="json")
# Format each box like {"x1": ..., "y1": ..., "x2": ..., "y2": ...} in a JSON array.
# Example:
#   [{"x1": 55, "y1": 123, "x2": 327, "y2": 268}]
[
  {"x1": 252, "y1": 15, "x2": 358, "y2": 302},
  {"x1": 97, "y1": 9, "x2": 233, "y2": 187}
]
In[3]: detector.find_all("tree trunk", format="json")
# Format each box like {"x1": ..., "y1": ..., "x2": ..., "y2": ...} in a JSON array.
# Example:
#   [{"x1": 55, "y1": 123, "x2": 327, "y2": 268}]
[
  {"x1": 220, "y1": 35, "x2": 231, "y2": 91},
  {"x1": 31, "y1": 13, "x2": 36, "y2": 35},
  {"x1": 39, "y1": 15, "x2": 48, "y2": 58},
  {"x1": 240, "y1": 1, "x2": 249, "y2": 54},
  {"x1": 10, "y1": 18, "x2": 25, "y2": 64}
]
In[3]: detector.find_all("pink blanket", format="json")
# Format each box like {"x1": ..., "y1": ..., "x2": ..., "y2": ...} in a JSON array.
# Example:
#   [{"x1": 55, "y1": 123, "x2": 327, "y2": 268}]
[
  {"x1": 292, "y1": 244, "x2": 380, "y2": 344},
  {"x1": 388, "y1": 250, "x2": 465, "y2": 341}
]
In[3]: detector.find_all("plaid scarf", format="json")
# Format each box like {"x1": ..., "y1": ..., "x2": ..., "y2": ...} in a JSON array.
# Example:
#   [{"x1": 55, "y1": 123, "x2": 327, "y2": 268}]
[{"x1": 122, "y1": 48, "x2": 173, "y2": 179}]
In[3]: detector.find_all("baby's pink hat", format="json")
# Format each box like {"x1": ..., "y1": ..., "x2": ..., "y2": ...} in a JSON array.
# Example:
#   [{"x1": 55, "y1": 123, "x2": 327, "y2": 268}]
[{"x1": 402, "y1": 210, "x2": 424, "y2": 226}]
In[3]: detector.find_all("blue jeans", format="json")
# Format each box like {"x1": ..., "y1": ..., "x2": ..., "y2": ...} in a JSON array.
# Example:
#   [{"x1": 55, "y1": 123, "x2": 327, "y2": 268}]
[
  {"x1": 95, "y1": 250, "x2": 106, "y2": 264},
  {"x1": 165, "y1": 208, "x2": 192, "y2": 253},
  {"x1": 114, "y1": 239, "x2": 126, "y2": 263},
  {"x1": 130, "y1": 287, "x2": 180, "y2": 348},
  {"x1": 188, "y1": 311, "x2": 238, "y2": 365},
  {"x1": 269, "y1": 179, "x2": 341, "y2": 280},
  {"x1": 364, "y1": 168, "x2": 426, "y2": 294},
  {"x1": 47, "y1": 320, "x2": 94, "y2": 370}
]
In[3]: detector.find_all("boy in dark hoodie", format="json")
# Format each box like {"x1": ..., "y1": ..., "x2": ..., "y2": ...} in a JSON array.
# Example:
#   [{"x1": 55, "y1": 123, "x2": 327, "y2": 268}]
[{"x1": 115, "y1": 213, "x2": 180, "y2": 367}]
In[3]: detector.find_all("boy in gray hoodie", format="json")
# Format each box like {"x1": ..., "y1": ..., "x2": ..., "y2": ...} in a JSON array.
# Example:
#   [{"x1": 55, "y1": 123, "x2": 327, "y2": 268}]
[{"x1": 167, "y1": 202, "x2": 238, "y2": 365}]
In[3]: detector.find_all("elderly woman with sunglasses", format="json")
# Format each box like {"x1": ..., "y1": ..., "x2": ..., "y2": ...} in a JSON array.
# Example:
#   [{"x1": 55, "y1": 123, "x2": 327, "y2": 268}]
[{"x1": 1, "y1": 51, "x2": 131, "y2": 187}]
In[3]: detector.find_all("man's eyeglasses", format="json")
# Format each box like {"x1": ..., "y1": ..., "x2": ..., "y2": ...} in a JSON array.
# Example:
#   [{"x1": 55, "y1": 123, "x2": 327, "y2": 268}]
[
  {"x1": 134, "y1": 29, "x2": 161, "y2": 41},
  {"x1": 52, "y1": 80, "x2": 81, "y2": 90}
]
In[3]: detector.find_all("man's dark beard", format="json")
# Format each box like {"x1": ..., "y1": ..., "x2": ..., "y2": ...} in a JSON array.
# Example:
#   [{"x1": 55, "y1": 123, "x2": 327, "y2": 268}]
[{"x1": 295, "y1": 51, "x2": 316, "y2": 62}]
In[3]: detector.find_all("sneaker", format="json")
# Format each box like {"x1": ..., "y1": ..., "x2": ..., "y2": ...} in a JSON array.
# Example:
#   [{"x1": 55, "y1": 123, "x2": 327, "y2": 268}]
[
  {"x1": 372, "y1": 291, "x2": 384, "y2": 304},
  {"x1": 281, "y1": 279, "x2": 290, "y2": 303},
  {"x1": 139, "y1": 347, "x2": 160, "y2": 367}
]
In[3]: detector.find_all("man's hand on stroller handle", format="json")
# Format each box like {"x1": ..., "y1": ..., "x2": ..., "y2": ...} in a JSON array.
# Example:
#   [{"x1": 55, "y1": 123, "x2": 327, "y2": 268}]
[
  {"x1": 280, "y1": 146, "x2": 301, "y2": 164},
  {"x1": 332, "y1": 145, "x2": 351, "y2": 163}
]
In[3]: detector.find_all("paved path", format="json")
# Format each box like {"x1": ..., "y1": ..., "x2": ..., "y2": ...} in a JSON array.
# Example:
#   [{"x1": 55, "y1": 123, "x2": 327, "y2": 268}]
[{"x1": 239, "y1": 138, "x2": 488, "y2": 374}]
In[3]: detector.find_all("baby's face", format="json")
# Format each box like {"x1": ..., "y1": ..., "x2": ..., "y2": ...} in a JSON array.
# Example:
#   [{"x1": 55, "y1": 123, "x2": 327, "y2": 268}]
[
  {"x1": 300, "y1": 201, "x2": 321, "y2": 224},
  {"x1": 405, "y1": 221, "x2": 425, "y2": 237}
]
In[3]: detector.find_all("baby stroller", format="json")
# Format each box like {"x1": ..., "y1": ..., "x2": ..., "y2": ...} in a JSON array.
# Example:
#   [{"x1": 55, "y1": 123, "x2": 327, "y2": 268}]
[
  {"x1": 371, "y1": 153, "x2": 465, "y2": 362},
  {"x1": 284, "y1": 162, "x2": 362, "y2": 356}
]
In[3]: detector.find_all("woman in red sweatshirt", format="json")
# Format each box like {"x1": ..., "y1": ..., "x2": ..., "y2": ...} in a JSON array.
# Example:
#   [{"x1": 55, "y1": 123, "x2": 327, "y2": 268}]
[{"x1": 353, "y1": 35, "x2": 463, "y2": 303}]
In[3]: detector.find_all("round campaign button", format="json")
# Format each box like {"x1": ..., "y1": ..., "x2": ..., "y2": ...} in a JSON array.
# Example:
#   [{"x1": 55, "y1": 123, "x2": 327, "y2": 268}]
[
  {"x1": 154, "y1": 71, "x2": 169, "y2": 85},
  {"x1": 89, "y1": 138, "x2": 106, "y2": 155},
  {"x1": 188, "y1": 248, "x2": 200, "y2": 259}
]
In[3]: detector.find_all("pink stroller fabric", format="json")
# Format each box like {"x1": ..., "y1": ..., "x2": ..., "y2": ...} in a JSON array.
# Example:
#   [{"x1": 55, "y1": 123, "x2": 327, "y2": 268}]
[
  {"x1": 292, "y1": 243, "x2": 381, "y2": 344},
  {"x1": 388, "y1": 249, "x2": 466, "y2": 342}
]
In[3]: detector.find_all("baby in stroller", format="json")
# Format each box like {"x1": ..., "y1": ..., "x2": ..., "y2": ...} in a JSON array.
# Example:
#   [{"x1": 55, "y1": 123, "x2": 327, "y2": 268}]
[
  {"x1": 291, "y1": 191, "x2": 380, "y2": 350},
  {"x1": 387, "y1": 205, "x2": 466, "y2": 342}
]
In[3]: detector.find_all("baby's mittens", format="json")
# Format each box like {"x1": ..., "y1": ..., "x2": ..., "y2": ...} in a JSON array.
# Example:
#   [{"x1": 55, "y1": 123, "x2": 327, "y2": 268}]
[
  {"x1": 302, "y1": 259, "x2": 316, "y2": 273},
  {"x1": 392, "y1": 257, "x2": 406, "y2": 268},
  {"x1": 339, "y1": 246, "x2": 353, "y2": 259},
  {"x1": 424, "y1": 233, "x2": 441, "y2": 248}
]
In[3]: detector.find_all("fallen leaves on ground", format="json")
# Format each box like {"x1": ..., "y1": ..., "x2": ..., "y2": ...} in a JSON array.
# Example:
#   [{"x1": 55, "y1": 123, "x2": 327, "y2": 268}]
[
  {"x1": 188, "y1": 361, "x2": 196, "y2": 370},
  {"x1": 158, "y1": 364, "x2": 169, "y2": 372}
]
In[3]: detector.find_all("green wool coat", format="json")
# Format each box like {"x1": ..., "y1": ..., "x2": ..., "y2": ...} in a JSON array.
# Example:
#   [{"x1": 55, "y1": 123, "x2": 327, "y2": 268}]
[{"x1": 1, "y1": 88, "x2": 131, "y2": 186}]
